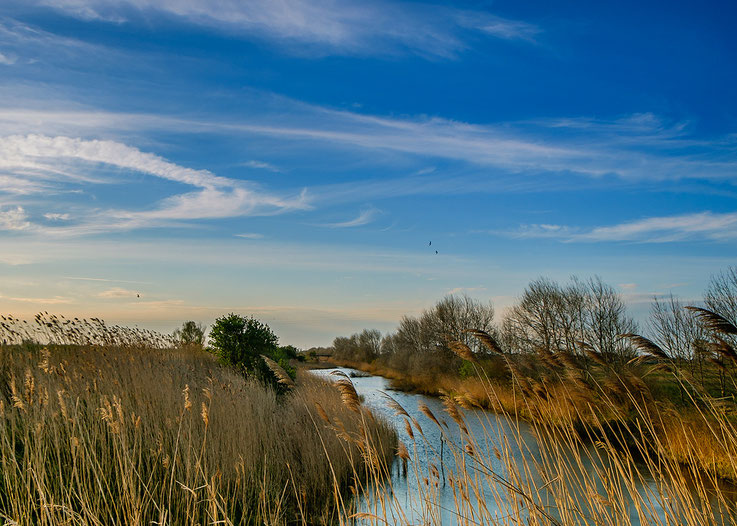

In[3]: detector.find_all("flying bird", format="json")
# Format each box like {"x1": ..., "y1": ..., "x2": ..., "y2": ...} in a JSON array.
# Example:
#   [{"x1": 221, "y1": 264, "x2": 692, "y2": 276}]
[{"x1": 429, "y1": 241, "x2": 432, "y2": 246}]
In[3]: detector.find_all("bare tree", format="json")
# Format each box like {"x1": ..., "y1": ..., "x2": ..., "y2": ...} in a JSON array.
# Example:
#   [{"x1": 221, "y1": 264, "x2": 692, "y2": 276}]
[
  {"x1": 705, "y1": 266, "x2": 737, "y2": 327},
  {"x1": 649, "y1": 294, "x2": 707, "y2": 362},
  {"x1": 583, "y1": 276, "x2": 637, "y2": 364},
  {"x1": 503, "y1": 276, "x2": 636, "y2": 365},
  {"x1": 504, "y1": 277, "x2": 568, "y2": 354}
]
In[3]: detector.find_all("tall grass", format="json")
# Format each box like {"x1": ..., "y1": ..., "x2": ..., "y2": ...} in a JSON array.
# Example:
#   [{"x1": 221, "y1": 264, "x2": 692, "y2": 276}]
[
  {"x1": 0, "y1": 340, "x2": 396, "y2": 525},
  {"x1": 324, "y1": 319, "x2": 737, "y2": 525},
  {"x1": 3, "y1": 311, "x2": 737, "y2": 525},
  {"x1": 329, "y1": 349, "x2": 737, "y2": 525}
]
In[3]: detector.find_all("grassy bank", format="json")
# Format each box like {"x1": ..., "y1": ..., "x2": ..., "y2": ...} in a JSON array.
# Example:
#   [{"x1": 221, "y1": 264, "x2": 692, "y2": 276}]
[
  {"x1": 332, "y1": 349, "x2": 737, "y2": 486},
  {"x1": 0, "y1": 342, "x2": 396, "y2": 525}
]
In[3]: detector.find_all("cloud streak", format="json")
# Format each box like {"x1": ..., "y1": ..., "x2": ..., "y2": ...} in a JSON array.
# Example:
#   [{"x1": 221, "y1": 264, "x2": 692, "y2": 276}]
[
  {"x1": 0, "y1": 134, "x2": 308, "y2": 234},
  {"x1": 98, "y1": 287, "x2": 140, "y2": 299},
  {"x1": 321, "y1": 208, "x2": 379, "y2": 228},
  {"x1": 509, "y1": 211, "x2": 737, "y2": 243},
  {"x1": 0, "y1": 52, "x2": 17, "y2": 65},
  {"x1": 29, "y1": 0, "x2": 539, "y2": 58},
  {"x1": 1, "y1": 97, "x2": 735, "y2": 187}
]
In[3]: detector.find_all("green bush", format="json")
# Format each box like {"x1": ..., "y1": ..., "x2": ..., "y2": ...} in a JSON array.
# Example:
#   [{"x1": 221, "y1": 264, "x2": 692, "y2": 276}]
[{"x1": 208, "y1": 314, "x2": 296, "y2": 389}]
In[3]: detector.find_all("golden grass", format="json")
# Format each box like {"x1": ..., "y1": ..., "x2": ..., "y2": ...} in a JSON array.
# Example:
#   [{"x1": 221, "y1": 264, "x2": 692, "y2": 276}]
[
  {"x1": 0, "y1": 343, "x2": 396, "y2": 525},
  {"x1": 342, "y1": 358, "x2": 737, "y2": 526},
  {"x1": 3, "y1": 314, "x2": 737, "y2": 525},
  {"x1": 333, "y1": 354, "x2": 737, "y2": 487}
]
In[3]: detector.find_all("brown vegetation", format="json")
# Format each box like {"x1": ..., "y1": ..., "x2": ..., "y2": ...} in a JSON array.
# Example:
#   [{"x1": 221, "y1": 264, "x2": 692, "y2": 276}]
[
  {"x1": 330, "y1": 269, "x2": 737, "y2": 484},
  {"x1": 0, "y1": 340, "x2": 396, "y2": 524}
]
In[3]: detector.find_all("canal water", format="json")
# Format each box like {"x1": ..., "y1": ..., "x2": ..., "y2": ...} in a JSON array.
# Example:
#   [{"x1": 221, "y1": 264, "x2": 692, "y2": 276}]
[{"x1": 310, "y1": 367, "x2": 735, "y2": 526}]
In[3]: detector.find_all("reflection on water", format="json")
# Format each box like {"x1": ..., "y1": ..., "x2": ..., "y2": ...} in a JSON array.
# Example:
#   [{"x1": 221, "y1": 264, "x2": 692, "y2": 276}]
[{"x1": 310, "y1": 367, "x2": 734, "y2": 525}]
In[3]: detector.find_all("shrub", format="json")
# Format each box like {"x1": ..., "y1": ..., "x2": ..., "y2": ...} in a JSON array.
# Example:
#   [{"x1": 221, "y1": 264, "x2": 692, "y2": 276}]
[
  {"x1": 207, "y1": 314, "x2": 296, "y2": 388},
  {"x1": 172, "y1": 320, "x2": 206, "y2": 348}
]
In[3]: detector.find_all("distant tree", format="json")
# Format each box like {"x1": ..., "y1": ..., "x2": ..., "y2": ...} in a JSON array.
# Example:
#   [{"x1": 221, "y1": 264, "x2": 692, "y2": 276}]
[
  {"x1": 330, "y1": 294, "x2": 497, "y2": 376},
  {"x1": 705, "y1": 266, "x2": 737, "y2": 328},
  {"x1": 277, "y1": 344, "x2": 300, "y2": 360},
  {"x1": 208, "y1": 314, "x2": 279, "y2": 374},
  {"x1": 173, "y1": 321, "x2": 206, "y2": 349},
  {"x1": 503, "y1": 276, "x2": 636, "y2": 365}
]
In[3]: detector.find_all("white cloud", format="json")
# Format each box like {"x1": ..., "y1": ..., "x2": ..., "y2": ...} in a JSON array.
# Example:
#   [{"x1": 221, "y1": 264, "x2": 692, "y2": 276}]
[
  {"x1": 31, "y1": 0, "x2": 539, "y2": 57},
  {"x1": 0, "y1": 134, "x2": 308, "y2": 234},
  {"x1": 0, "y1": 96, "x2": 735, "y2": 186},
  {"x1": 241, "y1": 160, "x2": 281, "y2": 172},
  {"x1": 44, "y1": 213, "x2": 70, "y2": 221},
  {"x1": 0, "y1": 18, "x2": 110, "y2": 69},
  {"x1": 0, "y1": 206, "x2": 31, "y2": 231},
  {"x1": 579, "y1": 212, "x2": 737, "y2": 243},
  {"x1": 0, "y1": 134, "x2": 229, "y2": 188},
  {"x1": 98, "y1": 287, "x2": 140, "y2": 298},
  {"x1": 447, "y1": 286, "x2": 487, "y2": 295},
  {"x1": 1, "y1": 294, "x2": 71, "y2": 304},
  {"x1": 235, "y1": 233, "x2": 264, "y2": 239},
  {"x1": 0, "y1": 52, "x2": 17, "y2": 65},
  {"x1": 506, "y1": 211, "x2": 737, "y2": 244},
  {"x1": 65, "y1": 276, "x2": 149, "y2": 284},
  {"x1": 321, "y1": 208, "x2": 379, "y2": 228}
]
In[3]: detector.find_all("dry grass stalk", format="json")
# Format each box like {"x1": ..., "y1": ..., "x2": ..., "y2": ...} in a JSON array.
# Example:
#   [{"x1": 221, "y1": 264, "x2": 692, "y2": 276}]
[
  {"x1": 686, "y1": 306, "x2": 737, "y2": 335},
  {"x1": 620, "y1": 333, "x2": 670, "y2": 360},
  {"x1": 417, "y1": 401, "x2": 441, "y2": 428},
  {"x1": 260, "y1": 355, "x2": 295, "y2": 387},
  {"x1": 441, "y1": 395, "x2": 468, "y2": 434},
  {"x1": 330, "y1": 372, "x2": 361, "y2": 413},
  {"x1": 465, "y1": 328, "x2": 504, "y2": 354},
  {"x1": 577, "y1": 340, "x2": 608, "y2": 367},
  {"x1": 381, "y1": 391, "x2": 410, "y2": 419},
  {"x1": 449, "y1": 340, "x2": 477, "y2": 363}
]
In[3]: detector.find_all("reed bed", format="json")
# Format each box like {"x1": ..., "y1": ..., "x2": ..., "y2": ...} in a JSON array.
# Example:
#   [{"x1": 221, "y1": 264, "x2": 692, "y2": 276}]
[
  {"x1": 3, "y1": 311, "x2": 737, "y2": 525},
  {"x1": 332, "y1": 353, "x2": 737, "y2": 526},
  {"x1": 324, "y1": 314, "x2": 737, "y2": 525},
  {"x1": 0, "y1": 338, "x2": 396, "y2": 525}
]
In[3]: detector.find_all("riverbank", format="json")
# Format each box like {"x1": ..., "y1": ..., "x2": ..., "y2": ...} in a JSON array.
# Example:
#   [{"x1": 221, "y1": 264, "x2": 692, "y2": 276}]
[
  {"x1": 323, "y1": 357, "x2": 737, "y2": 485},
  {"x1": 310, "y1": 364, "x2": 737, "y2": 525}
]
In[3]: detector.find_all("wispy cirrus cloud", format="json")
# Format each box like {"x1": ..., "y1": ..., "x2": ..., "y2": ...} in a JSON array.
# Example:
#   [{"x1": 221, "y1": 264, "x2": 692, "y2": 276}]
[
  {"x1": 24, "y1": 0, "x2": 539, "y2": 58},
  {"x1": 321, "y1": 208, "x2": 380, "y2": 228},
  {"x1": 0, "y1": 294, "x2": 71, "y2": 304},
  {"x1": 0, "y1": 52, "x2": 17, "y2": 65},
  {"x1": 65, "y1": 276, "x2": 149, "y2": 284},
  {"x1": 0, "y1": 17, "x2": 112, "y2": 68},
  {"x1": 241, "y1": 160, "x2": 281, "y2": 173},
  {"x1": 98, "y1": 287, "x2": 140, "y2": 299},
  {"x1": 0, "y1": 134, "x2": 308, "y2": 235},
  {"x1": 1, "y1": 95, "x2": 735, "y2": 187},
  {"x1": 507, "y1": 211, "x2": 737, "y2": 243},
  {"x1": 578, "y1": 212, "x2": 737, "y2": 243},
  {"x1": 43, "y1": 213, "x2": 70, "y2": 221}
]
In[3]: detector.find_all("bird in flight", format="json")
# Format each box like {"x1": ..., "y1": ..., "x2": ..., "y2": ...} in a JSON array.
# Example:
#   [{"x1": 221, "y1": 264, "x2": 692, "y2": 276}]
[
  {"x1": 428, "y1": 241, "x2": 432, "y2": 246},
  {"x1": 435, "y1": 250, "x2": 438, "y2": 255}
]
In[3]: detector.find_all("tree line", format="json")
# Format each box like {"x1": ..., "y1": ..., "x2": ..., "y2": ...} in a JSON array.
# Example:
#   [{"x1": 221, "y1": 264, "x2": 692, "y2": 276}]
[{"x1": 331, "y1": 268, "x2": 737, "y2": 395}]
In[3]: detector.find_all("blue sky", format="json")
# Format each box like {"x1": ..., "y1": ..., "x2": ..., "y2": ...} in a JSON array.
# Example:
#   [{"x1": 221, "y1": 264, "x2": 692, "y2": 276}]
[{"x1": 1, "y1": 0, "x2": 736, "y2": 347}]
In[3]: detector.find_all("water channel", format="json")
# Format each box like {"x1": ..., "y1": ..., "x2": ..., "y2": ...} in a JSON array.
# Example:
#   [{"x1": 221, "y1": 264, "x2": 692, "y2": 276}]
[{"x1": 310, "y1": 367, "x2": 736, "y2": 526}]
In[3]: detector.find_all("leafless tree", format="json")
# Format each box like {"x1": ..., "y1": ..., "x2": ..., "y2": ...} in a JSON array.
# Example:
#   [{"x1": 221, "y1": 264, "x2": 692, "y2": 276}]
[
  {"x1": 649, "y1": 294, "x2": 707, "y2": 365},
  {"x1": 502, "y1": 276, "x2": 636, "y2": 365},
  {"x1": 705, "y1": 266, "x2": 737, "y2": 329}
]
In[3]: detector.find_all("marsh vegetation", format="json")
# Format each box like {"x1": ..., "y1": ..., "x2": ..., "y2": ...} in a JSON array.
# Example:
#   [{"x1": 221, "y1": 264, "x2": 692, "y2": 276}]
[{"x1": 1, "y1": 268, "x2": 737, "y2": 525}]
